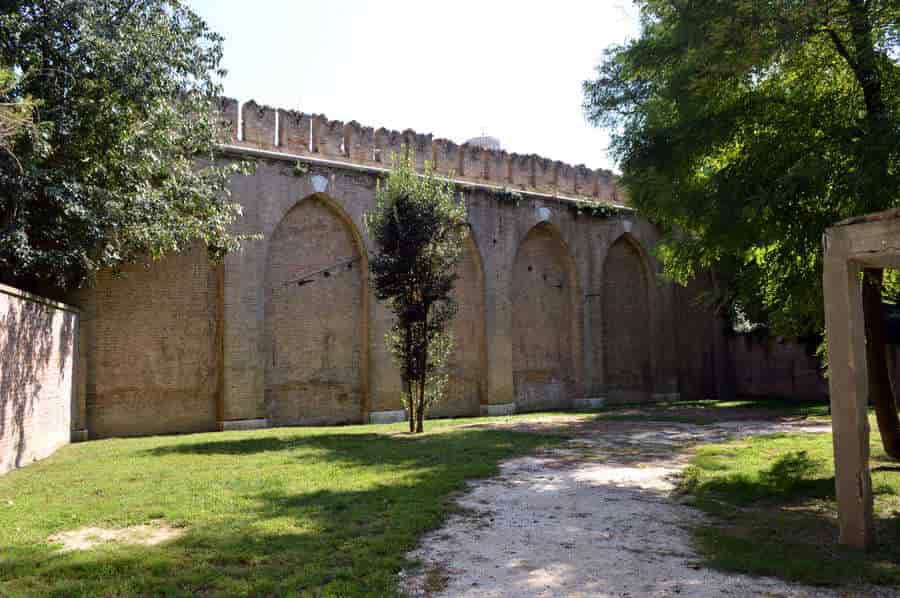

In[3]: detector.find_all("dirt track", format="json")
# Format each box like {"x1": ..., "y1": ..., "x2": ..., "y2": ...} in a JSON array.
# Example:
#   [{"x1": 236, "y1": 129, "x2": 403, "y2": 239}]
[{"x1": 400, "y1": 416, "x2": 877, "y2": 598}]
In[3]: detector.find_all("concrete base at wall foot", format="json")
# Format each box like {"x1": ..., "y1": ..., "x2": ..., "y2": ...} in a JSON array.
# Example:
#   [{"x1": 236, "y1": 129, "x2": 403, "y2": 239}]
[
  {"x1": 572, "y1": 398, "x2": 606, "y2": 410},
  {"x1": 219, "y1": 418, "x2": 269, "y2": 431},
  {"x1": 369, "y1": 410, "x2": 407, "y2": 424},
  {"x1": 650, "y1": 393, "x2": 681, "y2": 402},
  {"x1": 70, "y1": 429, "x2": 89, "y2": 443},
  {"x1": 481, "y1": 403, "x2": 516, "y2": 416}
]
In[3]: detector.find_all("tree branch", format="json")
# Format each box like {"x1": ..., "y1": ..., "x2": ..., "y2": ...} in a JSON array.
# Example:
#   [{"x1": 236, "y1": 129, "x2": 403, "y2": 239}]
[{"x1": 825, "y1": 28, "x2": 858, "y2": 72}]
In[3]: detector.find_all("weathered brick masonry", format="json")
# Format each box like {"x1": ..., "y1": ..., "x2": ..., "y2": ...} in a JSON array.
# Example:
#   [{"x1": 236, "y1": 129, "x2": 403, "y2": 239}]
[
  {"x1": 73, "y1": 246, "x2": 221, "y2": 437},
  {"x1": 0, "y1": 285, "x2": 78, "y2": 473},
  {"x1": 68, "y1": 98, "x2": 729, "y2": 437}
]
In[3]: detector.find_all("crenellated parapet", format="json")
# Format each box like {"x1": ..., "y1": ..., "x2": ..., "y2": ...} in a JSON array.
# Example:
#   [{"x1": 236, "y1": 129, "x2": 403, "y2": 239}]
[
  {"x1": 433, "y1": 138, "x2": 461, "y2": 176},
  {"x1": 241, "y1": 101, "x2": 277, "y2": 149},
  {"x1": 344, "y1": 121, "x2": 375, "y2": 163},
  {"x1": 217, "y1": 97, "x2": 239, "y2": 143},
  {"x1": 509, "y1": 153, "x2": 533, "y2": 188},
  {"x1": 218, "y1": 97, "x2": 625, "y2": 205},
  {"x1": 459, "y1": 143, "x2": 484, "y2": 180},
  {"x1": 277, "y1": 109, "x2": 311, "y2": 153}
]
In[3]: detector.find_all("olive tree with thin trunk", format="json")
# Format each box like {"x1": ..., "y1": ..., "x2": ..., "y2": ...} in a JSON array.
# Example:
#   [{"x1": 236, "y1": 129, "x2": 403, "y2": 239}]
[{"x1": 366, "y1": 152, "x2": 467, "y2": 433}]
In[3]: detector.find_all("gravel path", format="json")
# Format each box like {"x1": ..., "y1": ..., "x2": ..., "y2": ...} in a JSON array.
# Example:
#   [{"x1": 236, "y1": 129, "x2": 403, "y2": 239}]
[{"x1": 399, "y1": 417, "x2": 882, "y2": 598}]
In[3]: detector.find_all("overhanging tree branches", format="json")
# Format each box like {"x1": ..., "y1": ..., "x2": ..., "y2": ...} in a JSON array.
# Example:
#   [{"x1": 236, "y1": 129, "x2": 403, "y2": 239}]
[
  {"x1": 0, "y1": 0, "x2": 252, "y2": 293},
  {"x1": 584, "y1": 0, "x2": 899, "y2": 454}
]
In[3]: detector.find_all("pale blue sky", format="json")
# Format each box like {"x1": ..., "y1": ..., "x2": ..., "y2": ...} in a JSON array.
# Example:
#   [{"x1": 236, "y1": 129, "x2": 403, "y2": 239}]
[{"x1": 185, "y1": 1, "x2": 640, "y2": 171}]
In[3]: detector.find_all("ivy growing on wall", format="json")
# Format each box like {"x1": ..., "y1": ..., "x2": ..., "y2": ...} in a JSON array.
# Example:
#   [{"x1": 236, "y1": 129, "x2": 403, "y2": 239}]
[
  {"x1": 489, "y1": 187, "x2": 524, "y2": 206},
  {"x1": 568, "y1": 202, "x2": 622, "y2": 219}
]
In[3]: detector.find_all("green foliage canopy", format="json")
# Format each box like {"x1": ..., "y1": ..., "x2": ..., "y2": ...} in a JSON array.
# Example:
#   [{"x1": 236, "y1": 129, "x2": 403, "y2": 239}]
[
  {"x1": 584, "y1": 0, "x2": 899, "y2": 336},
  {"x1": 0, "y1": 0, "x2": 250, "y2": 292},
  {"x1": 0, "y1": 66, "x2": 37, "y2": 158},
  {"x1": 366, "y1": 152, "x2": 467, "y2": 432}
]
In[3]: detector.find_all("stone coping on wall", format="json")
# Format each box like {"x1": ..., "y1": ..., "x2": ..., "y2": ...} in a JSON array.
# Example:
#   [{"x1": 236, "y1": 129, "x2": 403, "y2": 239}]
[
  {"x1": 368, "y1": 410, "x2": 407, "y2": 425},
  {"x1": 219, "y1": 418, "x2": 269, "y2": 431},
  {"x1": 216, "y1": 97, "x2": 629, "y2": 209},
  {"x1": 573, "y1": 398, "x2": 606, "y2": 409},
  {"x1": 482, "y1": 403, "x2": 516, "y2": 416},
  {"x1": 0, "y1": 283, "x2": 79, "y2": 314}
]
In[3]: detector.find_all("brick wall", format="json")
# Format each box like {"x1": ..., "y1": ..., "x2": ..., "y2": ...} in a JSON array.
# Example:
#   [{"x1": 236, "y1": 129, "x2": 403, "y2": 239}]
[
  {"x1": 70, "y1": 155, "x2": 727, "y2": 435},
  {"x1": 73, "y1": 245, "x2": 220, "y2": 438},
  {"x1": 728, "y1": 334, "x2": 827, "y2": 400},
  {"x1": 264, "y1": 196, "x2": 366, "y2": 425},
  {"x1": 511, "y1": 223, "x2": 577, "y2": 411},
  {"x1": 602, "y1": 236, "x2": 652, "y2": 402},
  {"x1": 432, "y1": 235, "x2": 486, "y2": 418},
  {"x1": 0, "y1": 285, "x2": 77, "y2": 475},
  {"x1": 723, "y1": 334, "x2": 900, "y2": 403},
  {"x1": 673, "y1": 273, "x2": 732, "y2": 400}
]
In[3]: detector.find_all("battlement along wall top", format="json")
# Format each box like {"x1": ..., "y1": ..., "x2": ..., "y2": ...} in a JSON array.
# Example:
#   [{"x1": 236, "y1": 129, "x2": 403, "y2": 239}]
[{"x1": 217, "y1": 97, "x2": 625, "y2": 206}]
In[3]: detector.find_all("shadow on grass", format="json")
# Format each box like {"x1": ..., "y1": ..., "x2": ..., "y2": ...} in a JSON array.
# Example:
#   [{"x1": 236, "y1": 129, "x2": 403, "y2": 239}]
[
  {"x1": 683, "y1": 449, "x2": 900, "y2": 587},
  {"x1": 693, "y1": 509, "x2": 900, "y2": 587},
  {"x1": 872, "y1": 465, "x2": 900, "y2": 473},
  {"x1": 682, "y1": 450, "x2": 840, "y2": 506},
  {"x1": 592, "y1": 397, "x2": 831, "y2": 426},
  {"x1": 147, "y1": 421, "x2": 731, "y2": 469},
  {"x1": 0, "y1": 427, "x2": 555, "y2": 596}
]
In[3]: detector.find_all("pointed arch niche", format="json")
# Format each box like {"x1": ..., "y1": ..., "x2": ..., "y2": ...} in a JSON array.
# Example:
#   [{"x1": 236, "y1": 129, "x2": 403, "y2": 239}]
[
  {"x1": 602, "y1": 233, "x2": 653, "y2": 402},
  {"x1": 511, "y1": 222, "x2": 579, "y2": 411},
  {"x1": 432, "y1": 232, "x2": 487, "y2": 417},
  {"x1": 263, "y1": 193, "x2": 368, "y2": 425}
]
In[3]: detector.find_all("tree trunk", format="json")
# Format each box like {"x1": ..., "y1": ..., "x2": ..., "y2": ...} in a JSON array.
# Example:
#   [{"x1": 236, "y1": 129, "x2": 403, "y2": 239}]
[
  {"x1": 406, "y1": 385, "x2": 416, "y2": 433},
  {"x1": 862, "y1": 269, "x2": 900, "y2": 459},
  {"x1": 406, "y1": 324, "x2": 416, "y2": 433},
  {"x1": 845, "y1": 0, "x2": 893, "y2": 211},
  {"x1": 415, "y1": 374, "x2": 426, "y2": 433},
  {"x1": 416, "y1": 317, "x2": 429, "y2": 434},
  {"x1": 846, "y1": 0, "x2": 887, "y2": 128}
]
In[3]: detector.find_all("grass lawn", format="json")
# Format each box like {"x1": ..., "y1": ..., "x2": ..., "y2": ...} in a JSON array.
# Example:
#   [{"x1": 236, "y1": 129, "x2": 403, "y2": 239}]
[
  {"x1": 0, "y1": 415, "x2": 565, "y2": 597},
  {"x1": 678, "y1": 415, "x2": 900, "y2": 587},
  {"x1": 590, "y1": 396, "x2": 831, "y2": 425}
]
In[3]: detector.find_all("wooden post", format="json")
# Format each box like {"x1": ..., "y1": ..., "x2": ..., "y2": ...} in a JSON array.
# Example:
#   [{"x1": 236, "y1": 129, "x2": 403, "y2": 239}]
[{"x1": 823, "y1": 231, "x2": 874, "y2": 549}]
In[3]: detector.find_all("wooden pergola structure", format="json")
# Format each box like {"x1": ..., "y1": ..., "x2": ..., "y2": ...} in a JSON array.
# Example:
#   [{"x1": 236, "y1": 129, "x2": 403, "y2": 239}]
[{"x1": 823, "y1": 208, "x2": 900, "y2": 550}]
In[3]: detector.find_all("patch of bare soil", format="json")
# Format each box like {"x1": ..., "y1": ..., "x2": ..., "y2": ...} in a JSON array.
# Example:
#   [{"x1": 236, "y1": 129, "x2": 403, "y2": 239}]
[
  {"x1": 401, "y1": 418, "x2": 872, "y2": 598},
  {"x1": 48, "y1": 523, "x2": 185, "y2": 553}
]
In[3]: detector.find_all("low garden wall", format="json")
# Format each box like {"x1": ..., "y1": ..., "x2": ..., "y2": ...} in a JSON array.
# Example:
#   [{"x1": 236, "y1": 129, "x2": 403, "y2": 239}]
[
  {"x1": 728, "y1": 334, "x2": 828, "y2": 401},
  {"x1": 728, "y1": 332, "x2": 900, "y2": 403},
  {"x1": 0, "y1": 284, "x2": 78, "y2": 475}
]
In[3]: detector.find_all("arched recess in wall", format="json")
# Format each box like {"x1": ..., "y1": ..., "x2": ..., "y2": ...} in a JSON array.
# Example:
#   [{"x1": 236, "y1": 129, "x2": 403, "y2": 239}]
[
  {"x1": 264, "y1": 193, "x2": 368, "y2": 425},
  {"x1": 431, "y1": 230, "x2": 487, "y2": 418},
  {"x1": 602, "y1": 233, "x2": 654, "y2": 402},
  {"x1": 511, "y1": 222, "x2": 580, "y2": 411}
]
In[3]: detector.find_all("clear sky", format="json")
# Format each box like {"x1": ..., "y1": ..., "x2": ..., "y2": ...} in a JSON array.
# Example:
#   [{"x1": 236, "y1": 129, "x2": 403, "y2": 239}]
[{"x1": 184, "y1": 1, "x2": 640, "y2": 172}]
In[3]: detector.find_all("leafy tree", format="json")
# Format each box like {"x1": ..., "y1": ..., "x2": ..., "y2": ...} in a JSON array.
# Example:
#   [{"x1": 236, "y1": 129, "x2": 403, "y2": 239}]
[
  {"x1": 366, "y1": 152, "x2": 467, "y2": 433},
  {"x1": 584, "y1": 1, "x2": 900, "y2": 453},
  {"x1": 0, "y1": 0, "x2": 249, "y2": 294},
  {"x1": 0, "y1": 66, "x2": 37, "y2": 163}
]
